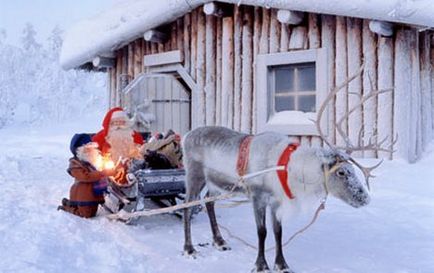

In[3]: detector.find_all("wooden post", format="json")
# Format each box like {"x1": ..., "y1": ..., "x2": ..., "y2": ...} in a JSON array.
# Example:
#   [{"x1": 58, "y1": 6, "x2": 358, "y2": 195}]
[
  {"x1": 377, "y1": 36, "x2": 393, "y2": 159},
  {"x1": 309, "y1": 14, "x2": 322, "y2": 147},
  {"x1": 134, "y1": 40, "x2": 142, "y2": 78},
  {"x1": 277, "y1": 10, "x2": 304, "y2": 25},
  {"x1": 144, "y1": 29, "x2": 169, "y2": 44},
  {"x1": 308, "y1": 14, "x2": 320, "y2": 49},
  {"x1": 431, "y1": 41, "x2": 434, "y2": 134},
  {"x1": 92, "y1": 56, "x2": 115, "y2": 68},
  {"x1": 233, "y1": 6, "x2": 243, "y2": 130},
  {"x1": 205, "y1": 15, "x2": 216, "y2": 126},
  {"x1": 321, "y1": 15, "x2": 336, "y2": 145},
  {"x1": 191, "y1": 10, "x2": 198, "y2": 81},
  {"x1": 269, "y1": 9, "x2": 280, "y2": 54},
  {"x1": 183, "y1": 13, "x2": 191, "y2": 75},
  {"x1": 222, "y1": 17, "x2": 234, "y2": 128},
  {"x1": 252, "y1": 7, "x2": 261, "y2": 133},
  {"x1": 410, "y1": 31, "x2": 422, "y2": 162},
  {"x1": 128, "y1": 43, "x2": 134, "y2": 79},
  {"x1": 196, "y1": 9, "x2": 206, "y2": 127},
  {"x1": 394, "y1": 28, "x2": 413, "y2": 162},
  {"x1": 216, "y1": 18, "x2": 223, "y2": 126},
  {"x1": 335, "y1": 17, "x2": 347, "y2": 147},
  {"x1": 241, "y1": 7, "x2": 253, "y2": 133},
  {"x1": 347, "y1": 18, "x2": 362, "y2": 157},
  {"x1": 288, "y1": 26, "x2": 307, "y2": 50},
  {"x1": 362, "y1": 20, "x2": 378, "y2": 158},
  {"x1": 280, "y1": 24, "x2": 290, "y2": 52},
  {"x1": 420, "y1": 32, "x2": 432, "y2": 152},
  {"x1": 259, "y1": 9, "x2": 270, "y2": 54}
]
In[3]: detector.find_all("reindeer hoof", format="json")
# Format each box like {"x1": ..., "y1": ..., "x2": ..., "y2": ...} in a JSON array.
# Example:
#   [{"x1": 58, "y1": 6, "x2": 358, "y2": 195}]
[
  {"x1": 183, "y1": 245, "x2": 197, "y2": 258},
  {"x1": 274, "y1": 263, "x2": 295, "y2": 273},
  {"x1": 213, "y1": 242, "x2": 231, "y2": 251},
  {"x1": 250, "y1": 268, "x2": 271, "y2": 273}
]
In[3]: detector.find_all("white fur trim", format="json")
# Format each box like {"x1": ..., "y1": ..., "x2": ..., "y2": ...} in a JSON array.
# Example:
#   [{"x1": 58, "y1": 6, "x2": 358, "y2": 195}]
[{"x1": 111, "y1": 110, "x2": 128, "y2": 121}]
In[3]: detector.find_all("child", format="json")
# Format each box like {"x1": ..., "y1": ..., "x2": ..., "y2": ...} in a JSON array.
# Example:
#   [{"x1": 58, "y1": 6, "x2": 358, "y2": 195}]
[{"x1": 58, "y1": 134, "x2": 118, "y2": 218}]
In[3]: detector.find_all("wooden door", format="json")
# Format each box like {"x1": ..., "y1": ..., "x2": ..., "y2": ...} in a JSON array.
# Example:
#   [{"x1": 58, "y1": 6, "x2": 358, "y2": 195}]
[{"x1": 124, "y1": 74, "x2": 191, "y2": 135}]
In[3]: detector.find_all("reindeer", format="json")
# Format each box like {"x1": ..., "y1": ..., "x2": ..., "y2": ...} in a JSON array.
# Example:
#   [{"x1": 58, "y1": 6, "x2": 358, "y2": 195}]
[{"x1": 182, "y1": 67, "x2": 394, "y2": 273}]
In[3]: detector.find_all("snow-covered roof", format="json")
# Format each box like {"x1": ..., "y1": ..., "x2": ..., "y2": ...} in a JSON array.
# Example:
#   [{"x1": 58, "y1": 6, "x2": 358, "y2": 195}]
[{"x1": 60, "y1": 0, "x2": 434, "y2": 70}]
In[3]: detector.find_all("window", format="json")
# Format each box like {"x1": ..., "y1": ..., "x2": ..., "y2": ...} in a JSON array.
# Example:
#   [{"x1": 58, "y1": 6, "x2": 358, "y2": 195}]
[{"x1": 256, "y1": 49, "x2": 328, "y2": 135}]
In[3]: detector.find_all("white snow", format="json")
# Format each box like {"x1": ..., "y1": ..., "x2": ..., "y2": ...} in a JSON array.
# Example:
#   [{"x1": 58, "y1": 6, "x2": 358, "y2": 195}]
[
  {"x1": 268, "y1": 111, "x2": 316, "y2": 125},
  {"x1": 1, "y1": 117, "x2": 434, "y2": 273},
  {"x1": 60, "y1": 0, "x2": 434, "y2": 70}
]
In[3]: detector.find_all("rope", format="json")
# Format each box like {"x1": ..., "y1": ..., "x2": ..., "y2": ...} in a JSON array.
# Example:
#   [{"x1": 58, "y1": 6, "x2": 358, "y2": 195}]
[{"x1": 106, "y1": 166, "x2": 283, "y2": 221}]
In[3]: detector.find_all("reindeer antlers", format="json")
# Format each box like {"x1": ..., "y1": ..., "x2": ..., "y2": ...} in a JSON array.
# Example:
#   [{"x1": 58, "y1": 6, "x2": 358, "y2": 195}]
[{"x1": 316, "y1": 64, "x2": 396, "y2": 187}]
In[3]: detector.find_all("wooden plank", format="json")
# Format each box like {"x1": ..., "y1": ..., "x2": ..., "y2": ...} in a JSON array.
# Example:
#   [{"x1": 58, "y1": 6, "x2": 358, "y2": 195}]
[
  {"x1": 410, "y1": 31, "x2": 422, "y2": 162},
  {"x1": 133, "y1": 40, "x2": 142, "y2": 79},
  {"x1": 394, "y1": 28, "x2": 413, "y2": 162},
  {"x1": 321, "y1": 15, "x2": 336, "y2": 145},
  {"x1": 183, "y1": 13, "x2": 191, "y2": 75},
  {"x1": 259, "y1": 8, "x2": 270, "y2": 54},
  {"x1": 128, "y1": 43, "x2": 134, "y2": 80},
  {"x1": 164, "y1": 76, "x2": 172, "y2": 130},
  {"x1": 335, "y1": 16, "x2": 347, "y2": 147},
  {"x1": 241, "y1": 6, "x2": 253, "y2": 133},
  {"x1": 205, "y1": 15, "x2": 216, "y2": 126},
  {"x1": 420, "y1": 32, "x2": 432, "y2": 152},
  {"x1": 308, "y1": 14, "x2": 320, "y2": 49},
  {"x1": 362, "y1": 20, "x2": 378, "y2": 158},
  {"x1": 216, "y1": 18, "x2": 223, "y2": 126},
  {"x1": 309, "y1": 13, "x2": 322, "y2": 148},
  {"x1": 191, "y1": 10, "x2": 198, "y2": 81},
  {"x1": 177, "y1": 18, "x2": 184, "y2": 66},
  {"x1": 252, "y1": 7, "x2": 261, "y2": 133},
  {"x1": 233, "y1": 6, "x2": 242, "y2": 130},
  {"x1": 288, "y1": 26, "x2": 308, "y2": 50},
  {"x1": 196, "y1": 9, "x2": 206, "y2": 127},
  {"x1": 377, "y1": 36, "x2": 393, "y2": 159},
  {"x1": 221, "y1": 17, "x2": 234, "y2": 128},
  {"x1": 269, "y1": 9, "x2": 280, "y2": 54},
  {"x1": 143, "y1": 50, "x2": 183, "y2": 67},
  {"x1": 280, "y1": 23, "x2": 290, "y2": 52},
  {"x1": 347, "y1": 18, "x2": 363, "y2": 157}
]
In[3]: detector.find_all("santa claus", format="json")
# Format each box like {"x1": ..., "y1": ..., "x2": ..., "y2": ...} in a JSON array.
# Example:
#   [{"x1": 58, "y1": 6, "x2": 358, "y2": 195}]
[{"x1": 92, "y1": 107, "x2": 144, "y2": 163}]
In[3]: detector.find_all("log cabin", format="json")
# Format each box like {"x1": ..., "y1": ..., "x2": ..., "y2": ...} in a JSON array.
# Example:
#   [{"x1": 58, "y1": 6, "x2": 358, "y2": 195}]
[{"x1": 60, "y1": 0, "x2": 434, "y2": 162}]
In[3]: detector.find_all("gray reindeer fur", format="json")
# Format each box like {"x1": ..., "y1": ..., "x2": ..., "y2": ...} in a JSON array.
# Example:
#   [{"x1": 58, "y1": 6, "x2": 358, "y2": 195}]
[{"x1": 182, "y1": 126, "x2": 370, "y2": 273}]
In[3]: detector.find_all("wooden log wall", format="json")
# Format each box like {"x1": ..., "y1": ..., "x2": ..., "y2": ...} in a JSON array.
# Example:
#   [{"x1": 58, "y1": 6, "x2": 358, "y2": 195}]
[{"x1": 107, "y1": 4, "x2": 434, "y2": 161}]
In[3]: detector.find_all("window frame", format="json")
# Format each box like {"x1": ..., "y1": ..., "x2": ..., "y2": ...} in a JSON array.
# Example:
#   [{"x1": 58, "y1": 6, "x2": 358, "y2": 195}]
[{"x1": 256, "y1": 48, "x2": 328, "y2": 136}]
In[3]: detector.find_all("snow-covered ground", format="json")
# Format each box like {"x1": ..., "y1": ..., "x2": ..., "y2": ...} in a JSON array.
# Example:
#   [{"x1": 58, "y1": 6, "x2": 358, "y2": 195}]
[{"x1": 0, "y1": 118, "x2": 433, "y2": 273}]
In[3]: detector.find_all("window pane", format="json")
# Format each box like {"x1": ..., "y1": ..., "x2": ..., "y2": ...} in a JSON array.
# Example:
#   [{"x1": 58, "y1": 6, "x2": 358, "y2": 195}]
[
  {"x1": 298, "y1": 95, "x2": 316, "y2": 112},
  {"x1": 275, "y1": 96, "x2": 295, "y2": 112},
  {"x1": 275, "y1": 67, "x2": 294, "y2": 93},
  {"x1": 297, "y1": 63, "x2": 316, "y2": 92}
]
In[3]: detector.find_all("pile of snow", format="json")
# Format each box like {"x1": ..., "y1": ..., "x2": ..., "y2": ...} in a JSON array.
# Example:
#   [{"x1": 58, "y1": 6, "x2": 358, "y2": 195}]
[
  {"x1": 60, "y1": 0, "x2": 434, "y2": 69},
  {"x1": 0, "y1": 119, "x2": 433, "y2": 272}
]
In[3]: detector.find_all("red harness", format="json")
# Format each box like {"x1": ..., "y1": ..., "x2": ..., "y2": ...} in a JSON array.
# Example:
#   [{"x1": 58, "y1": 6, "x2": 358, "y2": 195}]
[
  {"x1": 276, "y1": 143, "x2": 299, "y2": 199},
  {"x1": 236, "y1": 136, "x2": 299, "y2": 199}
]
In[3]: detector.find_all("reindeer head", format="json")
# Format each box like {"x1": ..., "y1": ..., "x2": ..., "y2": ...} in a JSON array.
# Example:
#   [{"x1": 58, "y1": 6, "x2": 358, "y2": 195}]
[
  {"x1": 319, "y1": 149, "x2": 370, "y2": 208},
  {"x1": 315, "y1": 65, "x2": 395, "y2": 208}
]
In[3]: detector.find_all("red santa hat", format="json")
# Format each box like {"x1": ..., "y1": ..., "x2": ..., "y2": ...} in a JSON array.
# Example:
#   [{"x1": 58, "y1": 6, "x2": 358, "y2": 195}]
[
  {"x1": 91, "y1": 107, "x2": 144, "y2": 154},
  {"x1": 110, "y1": 109, "x2": 129, "y2": 121}
]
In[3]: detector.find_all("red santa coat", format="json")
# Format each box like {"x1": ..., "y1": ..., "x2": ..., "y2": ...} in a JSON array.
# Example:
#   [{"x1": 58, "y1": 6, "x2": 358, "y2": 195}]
[{"x1": 92, "y1": 107, "x2": 144, "y2": 155}]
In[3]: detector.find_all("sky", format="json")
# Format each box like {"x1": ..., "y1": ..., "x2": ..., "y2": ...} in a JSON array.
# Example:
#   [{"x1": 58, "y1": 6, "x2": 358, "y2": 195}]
[{"x1": 0, "y1": 0, "x2": 113, "y2": 46}]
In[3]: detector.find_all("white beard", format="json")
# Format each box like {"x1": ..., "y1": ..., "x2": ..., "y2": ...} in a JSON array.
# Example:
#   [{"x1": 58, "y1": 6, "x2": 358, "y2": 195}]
[{"x1": 106, "y1": 127, "x2": 138, "y2": 162}]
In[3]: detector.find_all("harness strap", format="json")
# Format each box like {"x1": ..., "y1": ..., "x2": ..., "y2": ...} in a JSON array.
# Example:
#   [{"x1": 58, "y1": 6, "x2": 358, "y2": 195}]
[
  {"x1": 236, "y1": 136, "x2": 254, "y2": 177},
  {"x1": 276, "y1": 143, "x2": 299, "y2": 199}
]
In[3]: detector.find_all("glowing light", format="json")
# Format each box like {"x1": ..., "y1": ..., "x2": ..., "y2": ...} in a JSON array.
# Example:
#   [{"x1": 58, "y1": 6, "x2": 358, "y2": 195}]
[{"x1": 104, "y1": 159, "x2": 115, "y2": 170}]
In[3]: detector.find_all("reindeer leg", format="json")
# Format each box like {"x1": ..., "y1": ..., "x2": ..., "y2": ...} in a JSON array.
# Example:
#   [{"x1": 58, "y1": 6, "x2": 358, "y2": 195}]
[
  {"x1": 271, "y1": 206, "x2": 294, "y2": 273},
  {"x1": 205, "y1": 191, "x2": 231, "y2": 251},
  {"x1": 253, "y1": 196, "x2": 270, "y2": 273},
  {"x1": 183, "y1": 162, "x2": 206, "y2": 256}
]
